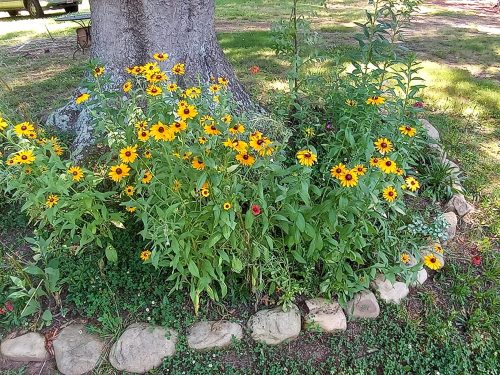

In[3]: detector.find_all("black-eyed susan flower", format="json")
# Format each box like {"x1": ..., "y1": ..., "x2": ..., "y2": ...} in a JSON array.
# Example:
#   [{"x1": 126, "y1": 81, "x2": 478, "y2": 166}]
[
  {"x1": 119, "y1": 145, "x2": 138, "y2": 163},
  {"x1": 369, "y1": 157, "x2": 381, "y2": 167},
  {"x1": 249, "y1": 131, "x2": 263, "y2": 141},
  {"x1": 236, "y1": 153, "x2": 255, "y2": 166},
  {"x1": 355, "y1": 164, "x2": 367, "y2": 176},
  {"x1": 75, "y1": 93, "x2": 90, "y2": 104},
  {"x1": 184, "y1": 87, "x2": 202, "y2": 99},
  {"x1": 109, "y1": 163, "x2": 130, "y2": 182},
  {"x1": 249, "y1": 137, "x2": 270, "y2": 152},
  {"x1": 123, "y1": 81, "x2": 133, "y2": 93},
  {"x1": 131, "y1": 66, "x2": 143, "y2": 75},
  {"x1": 434, "y1": 244, "x2": 444, "y2": 254},
  {"x1": 182, "y1": 152, "x2": 192, "y2": 160},
  {"x1": 172, "y1": 63, "x2": 185, "y2": 75},
  {"x1": 374, "y1": 138, "x2": 393, "y2": 154},
  {"x1": 6, "y1": 158, "x2": 16, "y2": 166},
  {"x1": 200, "y1": 187, "x2": 210, "y2": 197},
  {"x1": 172, "y1": 179, "x2": 182, "y2": 192},
  {"x1": 140, "y1": 250, "x2": 152, "y2": 261},
  {"x1": 218, "y1": 76, "x2": 229, "y2": 86},
  {"x1": 138, "y1": 130, "x2": 150, "y2": 142},
  {"x1": 144, "y1": 150, "x2": 152, "y2": 159},
  {"x1": 135, "y1": 120, "x2": 148, "y2": 130},
  {"x1": 0, "y1": 118, "x2": 7, "y2": 131},
  {"x1": 126, "y1": 206, "x2": 137, "y2": 213},
  {"x1": 330, "y1": 163, "x2": 346, "y2": 179},
  {"x1": 167, "y1": 83, "x2": 178, "y2": 92},
  {"x1": 153, "y1": 52, "x2": 168, "y2": 61},
  {"x1": 221, "y1": 114, "x2": 232, "y2": 124},
  {"x1": 382, "y1": 186, "x2": 397, "y2": 202},
  {"x1": 399, "y1": 125, "x2": 416, "y2": 137},
  {"x1": 395, "y1": 167, "x2": 404, "y2": 176},
  {"x1": 141, "y1": 170, "x2": 153, "y2": 184},
  {"x1": 14, "y1": 150, "x2": 35, "y2": 164},
  {"x1": 124, "y1": 185, "x2": 135, "y2": 196},
  {"x1": 146, "y1": 85, "x2": 162, "y2": 96},
  {"x1": 366, "y1": 96, "x2": 385, "y2": 105},
  {"x1": 93, "y1": 66, "x2": 104, "y2": 77},
  {"x1": 223, "y1": 202, "x2": 232, "y2": 210},
  {"x1": 150, "y1": 122, "x2": 175, "y2": 141},
  {"x1": 339, "y1": 169, "x2": 358, "y2": 187},
  {"x1": 400, "y1": 253, "x2": 411, "y2": 264},
  {"x1": 204, "y1": 124, "x2": 221, "y2": 136},
  {"x1": 177, "y1": 104, "x2": 198, "y2": 121},
  {"x1": 209, "y1": 84, "x2": 221, "y2": 93},
  {"x1": 14, "y1": 122, "x2": 34, "y2": 138},
  {"x1": 200, "y1": 115, "x2": 215, "y2": 126},
  {"x1": 304, "y1": 127, "x2": 315, "y2": 138},
  {"x1": 296, "y1": 150, "x2": 317, "y2": 167},
  {"x1": 424, "y1": 253, "x2": 442, "y2": 270},
  {"x1": 143, "y1": 62, "x2": 159, "y2": 74},
  {"x1": 345, "y1": 99, "x2": 357, "y2": 106},
  {"x1": 405, "y1": 176, "x2": 420, "y2": 192},
  {"x1": 46, "y1": 194, "x2": 59, "y2": 208},
  {"x1": 229, "y1": 123, "x2": 245, "y2": 135},
  {"x1": 379, "y1": 157, "x2": 398, "y2": 174},
  {"x1": 68, "y1": 166, "x2": 84, "y2": 182},
  {"x1": 192, "y1": 158, "x2": 205, "y2": 170},
  {"x1": 171, "y1": 121, "x2": 187, "y2": 133},
  {"x1": 198, "y1": 137, "x2": 207, "y2": 144}
]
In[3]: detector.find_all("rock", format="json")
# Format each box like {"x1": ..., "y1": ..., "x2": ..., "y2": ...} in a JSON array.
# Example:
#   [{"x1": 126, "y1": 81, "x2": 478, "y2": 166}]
[
  {"x1": 371, "y1": 275, "x2": 409, "y2": 304},
  {"x1": 304, "y1": 298, "x2": 347, "y2": 332},
  {"x1": 53, "y1": 324, "x2": 104, "y2": 375},
  {"x1": 187, "y1": 321, "x2": 242, "y2": 351},
  {"x1": 412, "y1": 268, "x2": 428, "y2": 286},
  {"x1": 346, "y1": 290, "x2": 380, "y2": 319},
  {"x1": 441, "y1": 158, "x2": 461, "y2": 180},
  {"x1": 444, "y1": 194, "x2": 474, "y2": 217},
  {"x1": 109, "y1": 323, "x2": 177, "y2": 373},
  {"x1": 443, "y1": 211, "x2": 458, "y2": 240},
  {"x1": 0, "y1": 332, "x2": 48, "y2": 362},
  {"x1": 420, "y1": 119, "x2": 440, "y2": 142},
  {"x1": 247, "y1": 305, "x2": 301, "y2": 345}
]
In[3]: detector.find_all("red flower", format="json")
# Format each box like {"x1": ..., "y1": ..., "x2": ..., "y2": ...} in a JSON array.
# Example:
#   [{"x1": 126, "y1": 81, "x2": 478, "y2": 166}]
[
  {"x1": 4, "y1": 301, "x2": 13, "y2": 312},
  {"x1": 251, "y1": 204, "x2": 261, "y2": 216},
  {"x1": 0, "y1": 308, "x2": 4, "y2": 315},
  {"x1": 249, "y1": 65, "x2": 260, "y2": 74},
  {"x1": 413, "y1": 101, "x2": 424, "y2": 108},
  {"x1": 471, "y1": 255, "x2": 482, "y2": 266}
]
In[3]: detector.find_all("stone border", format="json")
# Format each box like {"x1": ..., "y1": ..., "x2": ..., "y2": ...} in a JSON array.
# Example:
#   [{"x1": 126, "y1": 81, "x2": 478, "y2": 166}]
[{"x1": 1, "y1": 119, "x2": 475, "y2": 374}]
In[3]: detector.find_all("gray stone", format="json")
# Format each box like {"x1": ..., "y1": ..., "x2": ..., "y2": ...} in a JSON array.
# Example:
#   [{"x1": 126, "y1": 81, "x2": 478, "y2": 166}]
[
  {"x1": 187, "y1": 321, "x2": 242, "y2": 351},
  {"x1": 247, "y1": 305, "x2": 301, "y2": 345},
  {"x1": 443, "y1": 211, "x2": 458, "y2": 240},
  {"x1": 109, "y1": 323, "x2": 177, "y2": 374},
  {"x1": 371, "y1": 275, "x2": 409, "y2": 304},
  {"x1": 0, "y1": 332, "x2": 48, "y2": 362},
  {"x1": 420, "y1": 119, "x2": 440, "y2": 142},
  {"x1": 53, "y1": 324, "x2": 104, "y2": 375},
  {"x1": 305, "y1": 298, "x2": 347, "y2": 332},
  {"x1": 346, "y1": 290, "x2": 380, "y2": 319},
  {"x1": 411, "y1": 268, "x2": 428, "y2": 287},
  {"x1": 444, "y1": 194, "x2": 474, "y2": 217}
]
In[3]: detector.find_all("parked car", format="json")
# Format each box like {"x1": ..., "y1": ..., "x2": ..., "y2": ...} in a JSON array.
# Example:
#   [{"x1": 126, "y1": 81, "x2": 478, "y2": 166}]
[{"x1": 0, "y1": 0, "x2": 82, "y2": 18}]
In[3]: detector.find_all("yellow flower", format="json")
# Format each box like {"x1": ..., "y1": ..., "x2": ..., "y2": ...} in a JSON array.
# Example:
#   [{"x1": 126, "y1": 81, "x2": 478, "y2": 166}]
[
  {"x1": 221, "y1": 114, "x2": 232, "y2": 124},
  {"x1": 138, "y1": 130, "x2": 150, "y2": 142},
  {"x1": 93, "y1": 66, "x2": 104, "y2": 77},
  {"x1": 296, "y1": 150, "x2": 317, "y2": 167},
  {"x1": 355, "y1": 164, "x2": 367, "y2": 176},
  {"x1": 14, "y1": 122, "x2": 35, "y2": 137},
  {"x1": 75, "y1": 93, "x2": 90, "y2": 104},
  {"x1": 198, "y1": 137, "x2": 208, "y2": 144},
  {"x1": 231, "y1": 140, "x2": 249, "y2": 154},
  {"x1": 146, "y1": 85, "x2": 162, "y2": 96},
  {"x1": 369, "y1": 157, "x2": 381, "y2": 167},
  {"x1": 223, "y1": 202, "x2": 232, "y2": 210},
  {"x1": 434, "y1": 244, "x2": 444, "y2": 254},
  {"x1": 124, "y1": 185, "x2": 135, "y2": 196},
  {"x1": 249, "y1": 137, "x2": 270, "y2": 152},
  {"x1": 213, "y1": 95, "x2": 220, "y2": 103},
  {"x1": 153, "y1": 52, "x2": 169, "y2": 61},
  {"x1": 184, "y1": 87, "x2": 202, "y2": 99},
  {"x1": 399, "y1": 125, "x2": 416, "y2": 137},
  {"x1": 200, "y1": 115, "x2": 215, "y2": 126},
  {"x1": 218, "y1": 76, "x2": 229, "y2": 86},
  {"x1": 141, "y1": 170, "x2": 153, "y2": 184},
  {"x1": 192, "y1": 158, "x2": 206, "y2": 170},
  {"x1": 366, "y1": 96, "x2": 385, "y2": 105},
  {"x1": 249, "y1": 131, "x2": 263, "y2": 141},
  {"x1": 119, "y1": 145, "x2": 138, "y2": 163},
  {"x1": 405, "y1": 176, "x2": 420, "y2": 192},
  {"x1": 424, "y1": 253, "x2": 442, "y2": 270},
  {"x1": 395, "y1": 167, "x2": 404, "y2": 176},
  {"x1": 6, "y1": 158, "x2": 16, "y2": 166},
  {"x1": 172, "y1": 63, "x2": 185, "y2": 75},
  {"x1": 400, "y1": 253, "x2": 411, "y2": 264},
  {"x1": 200, "y1": 188, "x2": 210, "y2": 198},
  {"x1": 144, "y1": 150, "x2": 152, "y2": 159},
  {"x1": 177, "y1": 104, "x2": 198, "y2": 121},
  {"x1": 379, "y1": 157, "x2": 398, "y2": 174},
  {"x1": 345, "y1": 99, "x2": 357, "y2": 106},
  {"x1": 14, "y1": 150, "x2": 36, "y2": 164},
  {"x1": 236, "y1": 153, "x2": 255, "y2": 166},
  {"x1": 126, "y1": 206, "x2": 137, "y2": 213},
  {"x1": 143, "y1": 62, "x2": 159, "y2": 74},
  {"x1": 68, "y1": 166, "x2": 84, "y2": 182},
  {"x1": 140, "y1": 250, "x2": 152, "y2": 261},
  {"x1": 167, "y1": 83, "x2": 178, "y2": 92},
  {"x1": 172, "y1": 179, "x2": 182, "y2": 192},
  {"x1": 135, "y1": 121, "x2": 148, "y2": 130},
  {"x1": 109, "y1": 163, "x2": 131, "y2": 182},
  {"x1": 45, "y1": 194, "x2": 59, "y2": 208},
  {"x1": 338, "y1": 169, "x2": 358, "y2": 187},
  {"x1": 0, "y1": 118, "x2": 7, "y2": 131},
  {"x1": 130, "y1": 66, "x2": 144, "y2": 75},
  {"x1": 204, "y1": 124, "x2": 221, "y2": 136},
  {"x1": 171, "y1": 121, "x2": 187, "y2": 133},
  {"x1": 382, "y1": 186, "x2": 397, "y2": 202},
  {"x1": 330, "y1": 163, "x2": 346, "y2": 179},
  {"x1": 123, "y1": 81, "x2": 133, "y2": 93},
  {"x1": 374, "y1": 138, "x2": 393, "y2": 154},
  {"x1": 229, "y1": 123, "x2": 245, "y2": 135},
  {"x1": 150, "y1": 122, "x2": 175, "y2": 141},
  {"x1": 209, "y1": 84, "x2": 221, "y2": 93}
]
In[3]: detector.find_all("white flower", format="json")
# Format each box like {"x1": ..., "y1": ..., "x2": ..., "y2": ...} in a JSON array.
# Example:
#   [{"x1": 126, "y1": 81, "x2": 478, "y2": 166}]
[{"x1": 146, "y1": 308, "x2": 150, "y2": 312}]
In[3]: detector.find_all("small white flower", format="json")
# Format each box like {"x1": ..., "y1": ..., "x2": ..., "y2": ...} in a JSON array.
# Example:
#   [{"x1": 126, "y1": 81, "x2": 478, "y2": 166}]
[
  {"x1": 146, "y1": 308, "x2": 150, "y2": 312},
  {"x1": 147, "y1": 316, "x2": 151, "y2": 321},
  {"x1": 208, "y1": 364, "x2": 213, "y2": 368},
  {"x1": 151, "y1": 301, "x2": 156, "y2": 305}
]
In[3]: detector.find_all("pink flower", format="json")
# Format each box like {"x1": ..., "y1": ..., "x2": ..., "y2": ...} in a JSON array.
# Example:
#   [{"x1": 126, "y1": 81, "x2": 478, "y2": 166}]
[
  {"x1": 4, "y1": 301, "x2": 13, "y2": 312},
  {"x1": 471, "y1": 255, "x2": 482, "y2": 266},
  {"x1": 413, "y1": 101, "x2": 424, "y2": 108},
  {"x1": 251, "y1": 204, "x2": 261, "y2": 216},
  {"x1": 249, "y1": 65, "x2": 260, "y2": 74},
  {"x1": 0, "y1": 308, "x2": 5, "y2": 315}
]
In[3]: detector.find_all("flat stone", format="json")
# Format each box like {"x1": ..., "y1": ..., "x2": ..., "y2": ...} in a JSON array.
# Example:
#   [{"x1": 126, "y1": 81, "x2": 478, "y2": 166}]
[
  {"x1": 187, "y1": 321, "x2": 242, "y2": 351},
  {"x1": 443, "y1": 211, "x2": 458, "y2": 240},
  {"x1": 247, "y1": 304, "x2": 301, "y2": 345},
  {"x1": 53, "y1": 324, "x2": 104, "y2": 375},
  {"x1": 421, "y1": 119, "x2": 440, "y2": 142},
  {"x1": 371, "y1": 275, "x2": 409, "y2": 304},
  {"x1": 444, "y1": 194, "x2": 474, "y2": 217},
  {"x1": 109, "y1": 323, "x2": 177, "y2": 373},
  {"x1": 346, "y1": 290, "x2": 380, "y2": 319},
  {"x1": 411, "y1": 268, "x2": 428, "y2": 286},
  {"x1": 305, "y1": 298, "x2": 347, "y2": 332},
  {"x1": 1, "y1": 332, "x2": 48, "y2": 362}
]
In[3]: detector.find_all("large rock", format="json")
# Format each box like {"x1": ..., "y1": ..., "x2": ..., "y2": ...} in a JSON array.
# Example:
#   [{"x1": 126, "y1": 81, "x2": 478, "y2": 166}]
[
  {"x1": 371, "y1": 275, "x2": 409, "y2": 304},
  {"x1": 444, "y1": 194, "x2": 474, "y2": 217},
  {"x1": 346, "y1": 290, "x2": 380, "y2": 319},
  {"x1": 53, "y1": 324, "x2": 104, "y2": 375},
  {"x1": 0, "y1": 332, "x2": 48, "y2": 362},
  {"x1": 415, "y1": 268, "x2": 428, "y2": 286},
  {"x1": 443, "y1": 211, "x2": 458, "y2": 240},
  {"x1": 420, "y1": 119, "x2": 440, "y2": 142},
  {"x1": 187, "y1": 321, "x2": 242, "y2": 351},
  {"x1": 247, "y1": 305, "x2": 301, "y2": 345},
  {"x1": 304, "y1": 298, "x2": 347, "y2": 332},
  {"x1": 109, "y1": 323, "x2": 177, "y2": 373}
]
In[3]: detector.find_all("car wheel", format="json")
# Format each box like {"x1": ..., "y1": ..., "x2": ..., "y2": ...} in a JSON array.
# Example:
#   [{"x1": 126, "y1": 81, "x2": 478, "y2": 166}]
[
  {"x1": 7, "y1": 10, "x2": 19, "y2": 17},
  {"x1": 24, "y1": 0, "x2": 44, "y2": 18},
  {"x1": 65, "y1": 5, "x2": 79, "y2": 13}
]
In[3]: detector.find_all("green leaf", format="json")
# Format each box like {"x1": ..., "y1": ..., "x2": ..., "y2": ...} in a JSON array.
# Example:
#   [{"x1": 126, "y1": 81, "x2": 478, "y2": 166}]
[
  {"x1": 188, "y1": 261, "x2": 200, "y2": 278},
  {"x1": 296, "y1": 213, "x2": 305, "y2": 232},
  {"x1": 105, "y1": 244, "x2": 118, "y2": 263},
  {"x1": 231, "y1": 257, "x2": 243, "y2": 273},
  {"x1": 292, "y1": 250, "x2": 306, "y2": 264},
  {"x1": 42, "y1": 309, "x2": 53, "y2": 322}
]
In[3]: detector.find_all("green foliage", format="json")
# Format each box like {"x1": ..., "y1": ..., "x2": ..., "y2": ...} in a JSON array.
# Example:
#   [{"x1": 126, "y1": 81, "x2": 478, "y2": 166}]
[{"x1": 416, "y1": 153, "x2": 461, "y2": 202}]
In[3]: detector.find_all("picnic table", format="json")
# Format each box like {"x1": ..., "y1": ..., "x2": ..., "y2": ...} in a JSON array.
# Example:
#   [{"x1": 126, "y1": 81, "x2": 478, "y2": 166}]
[{"x1": 55, "y1": 12, "x2": 91, "y2": 57}]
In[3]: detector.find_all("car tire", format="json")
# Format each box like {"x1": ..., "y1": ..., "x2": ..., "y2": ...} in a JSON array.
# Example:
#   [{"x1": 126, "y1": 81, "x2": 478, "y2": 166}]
[
  {"x1": 65, "y1": 5, "x2": 79, "y2": 13},
  {"x1": 24, "y1": 0, "x2": 44, "y2": 18},
  {"x1": 8, "y1": 10, "x2": 19, "y2": 17}
]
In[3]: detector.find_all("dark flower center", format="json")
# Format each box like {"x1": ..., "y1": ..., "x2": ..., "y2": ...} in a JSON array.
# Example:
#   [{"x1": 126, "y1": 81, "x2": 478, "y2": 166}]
[
  {"x1": 21, "y1": 126, "x2": 27, "y2": 131},
  {"x1": 406, "y1": 126, "x2": 411, "y2": 131},
  {"x1": 304, "y1": 153, "x2": 311, "y2": 158},
  {"x1": 345, "y1": 174, "x2": 352, "y2": 181},
  {"x1": 386, "y1": 161, "x2": 392, "y2": 166},
  {"x1": 142, "y1": 132, "x2": 147, "y2": 137},
  {"x1": 116, "y1": 168, "x2": 122, "y2": 174},
  {"x1": 243, "y1": 155, "x2": 249, "y2": 160},
  {"x1": 73, "y1": 171, "x2": 78, "y2": 175},
  {"x1": 257, "y1": 139, "x2": 264, "y2": 145},
  {"x1": 211, "y1": 126, "x2": 217, "y2": 131},
  {"x1": 125, "y1": 151, "x2": 131, "y2": 157},
  {"x1": 158, "y1": 127, "x2": 164, "y2": 133},
  {"x1": 388, "y1": 191, "x2": 394, "y2": 196},
  {"x1": 175, "y1": 123, "x2": 181, "y2": 128},
  {"x1": 381, "y1": 142, "x2": 387, "y2": 148},
  {"x1": 430, "y1": 258, "x2": 436, "y2": 263},
  {"x1": 184, "y1": 108, "x2": 190, "y2": 114},
  {"x1": 21, "y1": 155, "x2": 27, "y2": 160},
  {"x1": 336, "y1": 168, "x2": 342, "y2": 173}
]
